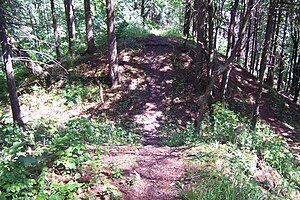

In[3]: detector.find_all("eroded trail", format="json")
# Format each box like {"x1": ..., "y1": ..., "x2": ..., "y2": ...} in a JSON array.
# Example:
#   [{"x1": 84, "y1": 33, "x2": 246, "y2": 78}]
[{"x1": 100, "y1": 35, "x2": 196, "y2": 199}]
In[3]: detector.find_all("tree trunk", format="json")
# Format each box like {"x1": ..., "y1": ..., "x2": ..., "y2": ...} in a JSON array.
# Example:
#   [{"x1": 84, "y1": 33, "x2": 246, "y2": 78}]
[
  {"x1": 195, "y1": 0, "x2": 206, "y2": 47},
  {"x1": 220, "y1": 0, "x2": 239, "y2": 102},
  {"x1": 195, "y1": 0, "x2": 254, "y2": 132},
  {"x1": 277, "y1": 11, "x2": 287, "y2": 91},
  {"x1": 207, "y1": 0, "x2": 214, "y2": 78},
  {"x1": 252, "y1": 0, "x2": 277, "y2": 129},
  {"x1": 0, "y1": 3, "x2": 24, "y2": 126},
  {"x1": 290, "y1": 25, "x2": 300, "y2": 95},
  {"x1": 183, "y1": 0, "x2": 191, "y2": 37},
  {"x1": 64, "y1": 0, "x2": 76, "y2": 53},
  {"x1": 266, "y1": 6, "x2": 281, "y2": 87},
  {"x1": 84, "y1": 0, "x2": 96, "y2": 54},
  {"x1": 293, "y1": 55, "x2": 300, "y2": 102},
  {"x1": 141, "y1": 0, "x2": 146, "y2": 26},
  {"x1": 244, "y1": 15, "x2": 252, "y2": 71},
  {"x1": 50, "y1": 0, "x2": 61, "y2": 59},
  {"x1": 250, "y1": 9, "x2": 259, "y2": 75},
  {"x1": 106, "y1": 0, "x2": 120, "y2": 87}
]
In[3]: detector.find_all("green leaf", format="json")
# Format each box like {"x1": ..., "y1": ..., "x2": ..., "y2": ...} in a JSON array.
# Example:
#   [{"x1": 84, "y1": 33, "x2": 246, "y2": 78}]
[
  {"x1": 36, "y1": 194, "x2": 48, "y2": 200},
  {"x1": 49, "y1": 194, "x2": 64, "y2": 200},
  {"x1": 17, "y1": 155, "x2": 39, "y2": 167}
]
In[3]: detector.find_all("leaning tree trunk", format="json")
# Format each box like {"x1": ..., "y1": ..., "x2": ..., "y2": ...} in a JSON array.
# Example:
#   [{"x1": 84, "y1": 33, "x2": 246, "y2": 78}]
[
  {"x1": 84, "y1": 0, "x2": 96, "y2": 54},
  {"x1": 195, "y1": 0, "x2": 254, "y2": 132},
  {"x1": 0, "y1": 2, "x2": 24, "y2": 126},
  {"x1": 252, "y1": 0, "x2": 277, "y2": 129},
  {"x1": 106, "y1": 0, "x2": 120, "y2": 86},
  {"x1": 50, "y1": 0, "x2": 61, "y2": 59}
]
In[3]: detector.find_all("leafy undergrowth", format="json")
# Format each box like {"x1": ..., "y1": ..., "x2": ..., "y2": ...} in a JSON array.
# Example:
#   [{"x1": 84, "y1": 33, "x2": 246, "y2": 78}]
[
  {"x1": 163, "y1": 103, "x2": 300, "y2": 199},
  {"x1": 0, "y1": 115, "x2": 140, "y2": 199}
]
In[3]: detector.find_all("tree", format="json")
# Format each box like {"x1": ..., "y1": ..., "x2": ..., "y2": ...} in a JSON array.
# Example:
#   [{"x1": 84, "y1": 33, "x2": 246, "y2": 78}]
[
  {"x1": 106, "y1": 0, "x2": 120, "y2": 86},
  {"x1": 64, "y1": 0, "x2": 76, "y2": 53},
  {"x1": 0, "y1": 1, "x2": 24, "y2": 126},
  {"x1": 84, "y1": 0, "x2": 96, "y2": 54},
  {"x1": 195, "y1": 0, "x2": 254, "y2": 132},
  {"x1": 50, "y1": 0, "x2": 61, "y2": 59},
  {"x1": 252, "y1": 0, "x2": 278, "y2": 128}
]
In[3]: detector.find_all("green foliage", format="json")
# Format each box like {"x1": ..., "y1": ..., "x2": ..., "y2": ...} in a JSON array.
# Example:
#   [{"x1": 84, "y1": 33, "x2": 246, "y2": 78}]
[
  {"x1": 109, "y1": 162, "x2": 123, "y2": 179},
  {"x1": 117, "y1": 23, "x2": 150, "y2": 41},
  {"x1": 158, "y1": 26, "x2": 184, "y2": 37},
  {"x1": 59, "y1": 117, "x2": 140, "y2": 146},
  {"x1": 62, "y1": 83, "x2": 98, "y2": 106},
  {"x1": 164, "y1": 103, "x2": 299, "y2": 199},
  {"x1": 0, "y1": 114, "x2": 138, "y2": 199}
]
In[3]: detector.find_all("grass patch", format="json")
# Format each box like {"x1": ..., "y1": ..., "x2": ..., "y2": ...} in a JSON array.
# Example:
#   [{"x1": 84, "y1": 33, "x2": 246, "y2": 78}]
[{"x1": 163, "y1": 103, "x2": 300, "y2": 199}]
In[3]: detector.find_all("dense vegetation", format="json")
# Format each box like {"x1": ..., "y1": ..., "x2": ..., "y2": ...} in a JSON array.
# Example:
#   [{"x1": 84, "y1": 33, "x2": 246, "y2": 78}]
[{"x1": 0, "y1": 0, "x2": 300, "y2": 199}]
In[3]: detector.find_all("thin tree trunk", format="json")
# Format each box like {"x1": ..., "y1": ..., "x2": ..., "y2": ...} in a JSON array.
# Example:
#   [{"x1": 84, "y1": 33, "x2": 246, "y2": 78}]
[
  {"x1": 207, "y1": 0, "x2": 215, "y2": 78},
  {"x1": 266, "y1": 6, "x2": 281, "y2": 87},
  {"x1": 84, "y1": 0, "x2": 96, "y2": 54},
  {"x1": 293, "y1": 55, "x2": 300, "y2": 102},
  {"x1": 141, "y1": 0, "x2": 146, "y2": 26},
  {"x1": 106, "y1": 0, "x2": 119, "y2": 86},
  {"x1": 50, "y1": 0, "x2": 61, "y2": 59},
  {"x1": 250, "y1": 9, "x2": 259, "y2": 75},
  {"x1": 0, "y1": 3, "x2": 24, "y2": 126},
  {"x1": 290, "y1": 25, "x2": 299, "y2": 95},
  {"x1": 183, "y1": 0, "x2": 191, "y2": 37},
  {"x1": 64, "y1": 0, "x2": 76, "y2": 53},
  {"x1": 252, "y1": 0, "x2": 277, "y2": 129},
  {"x1": 244, "y1": 16, "x2": 252, "y2": 70},
  {"x1": 277, "y1": 11, "x2": 288, "y2": 91},
  {"x1": 220, "y1": 0, "x2": 239, "y2": 102}
]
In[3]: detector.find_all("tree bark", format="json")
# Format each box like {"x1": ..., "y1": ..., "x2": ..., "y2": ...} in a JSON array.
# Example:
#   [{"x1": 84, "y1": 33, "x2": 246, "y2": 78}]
[
  {"x1": 64, "y1": 0, "x2": 76, "y2": 53},
  {"x1": 0, "y1": 2, "x2": 24, "y2": 126},
  {"x1": 106, "y1": 0, "x2": 120, "y2": 87},
  {"x1": 252, "y1": 0, "x2": 278, "y2": 129},
  {"x1": 50, "y1": 0, "x2": 61, "y2": 59},
  {"x1": 84, "y1": 0, "x2": 96, "y2": 54}
]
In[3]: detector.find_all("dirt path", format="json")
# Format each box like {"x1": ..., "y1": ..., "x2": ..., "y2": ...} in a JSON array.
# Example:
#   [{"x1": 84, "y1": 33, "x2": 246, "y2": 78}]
[
  {"x1": 95, "y1": 35, "x2": 299, "y2": 199},
  {"x1": 100, "y1": 35, "x2": 194, "y2": 199}
]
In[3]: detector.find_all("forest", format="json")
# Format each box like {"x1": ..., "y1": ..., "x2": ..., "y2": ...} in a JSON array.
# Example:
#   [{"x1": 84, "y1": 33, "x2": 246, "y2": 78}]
[{"x1": 0, "y1": 0, "x2": 300, "y2": 199}]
